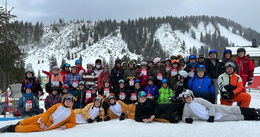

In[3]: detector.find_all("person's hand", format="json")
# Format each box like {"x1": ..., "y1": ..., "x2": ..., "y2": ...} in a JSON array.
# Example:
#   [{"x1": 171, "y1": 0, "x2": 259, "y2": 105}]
[
  {"x1": 143, "y1": 119, "x2": 149, "y2": 123},
  {"x1": 60, "y1": 125, "x2": 66, "y2": 130},
  {"x1": 87, "y1": 118, "x2": 94, "y2": 123},
  {"x1": 40, "y1": 123, "x2": 46, "y2": 129},
  {"x1": 119, "y1": 113, "x2": 125, "y2": 121},
  {"x1": 185, "y1": 118, "x2": 193, "y2": 124},
  {"x1": 207, "y1": 116, "x2": 214, "y2": 123},
  {"x1": 148, "y1": 115, "x2": 155, "y2": 122}
]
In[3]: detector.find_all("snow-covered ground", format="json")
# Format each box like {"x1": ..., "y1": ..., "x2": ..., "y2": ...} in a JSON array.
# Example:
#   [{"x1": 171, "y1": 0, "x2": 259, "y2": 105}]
[{"x1": 1, "y1": 90, "x2": 260, "y2": 137}]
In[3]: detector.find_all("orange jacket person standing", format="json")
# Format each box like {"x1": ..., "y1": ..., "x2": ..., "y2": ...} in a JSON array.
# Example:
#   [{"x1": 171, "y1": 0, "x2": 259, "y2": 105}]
[
  {"x1": 0, "y1": 94, "x2": 76, "y2": 133},
  {"x1": 217, "y1": 62, "x2": 251, "y2": 107}
]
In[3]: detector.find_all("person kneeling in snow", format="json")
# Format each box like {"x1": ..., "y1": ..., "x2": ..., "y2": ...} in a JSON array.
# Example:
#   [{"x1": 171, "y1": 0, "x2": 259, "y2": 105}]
[
  {"x1": 74, "y1": 96, "x2": 104, "y2": 124},
  {"x1": 102, "y1": 95, "x2": 128, "y2": 121},
  {"x1": 0, "y1": 94, "x2": 76, "y2": 133},
  {"x1": 181, "y1": 89, "x2": 260, "y2": 124}
]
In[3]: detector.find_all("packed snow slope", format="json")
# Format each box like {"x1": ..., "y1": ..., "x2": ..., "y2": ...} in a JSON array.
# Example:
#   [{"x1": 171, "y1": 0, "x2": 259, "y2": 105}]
[
  {"x1": 1, "y1": 90, "x2": 260, "y2": 137},
  {"x1": 19, "y1": 20, "x2": 253, "y2": 75}
]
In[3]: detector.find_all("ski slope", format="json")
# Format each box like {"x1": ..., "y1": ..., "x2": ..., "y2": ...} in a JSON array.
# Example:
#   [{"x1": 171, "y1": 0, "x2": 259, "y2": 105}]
[{"x1": 1, "y1": 90, "x2": 260, "y2": 137}]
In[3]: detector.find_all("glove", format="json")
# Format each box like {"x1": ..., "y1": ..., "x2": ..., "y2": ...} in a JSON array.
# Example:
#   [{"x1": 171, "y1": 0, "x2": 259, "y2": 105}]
[
  {"x1": 104, "y1": 116, "x2": 111, "y2": 121},
  {"x1": 207, "y1": 116, "x2": 214, "y2": 122},
  {"x1": 185, "y1": 118, "x2": 193, "y2": 124},
  {"x1": 87, "y1": 118, "x2": 94, "y2": 123},
  {"x1": 248, "y1": 78, "x2": 253, "y2": 85},
  {"x1": 119, "y1": 113, "x2": 125, "y2": 121},
  {"x1": 96, "y1": 117, "x2": 102, "y2": 122}
]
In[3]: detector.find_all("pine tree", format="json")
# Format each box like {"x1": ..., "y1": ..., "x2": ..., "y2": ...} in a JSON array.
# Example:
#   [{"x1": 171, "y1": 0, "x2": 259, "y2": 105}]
[
  {"x1": 60, "y1": 58, "x2": 66, "y2": 69},
  {"x1": 49, "y1": 55, "x2": 58, "y2": 71},
  {"x1": 66, "y1": 50, "x2": 71, "y2": 60}
]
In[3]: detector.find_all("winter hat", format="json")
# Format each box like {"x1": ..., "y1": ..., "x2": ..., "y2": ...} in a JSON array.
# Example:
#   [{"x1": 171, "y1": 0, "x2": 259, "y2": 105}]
[
  {"x1": 52, "y1": 66, "x2": 60, "y2": 71},
  {"x1": 153, "y1": 57, "x2": 161, "y2": 64},
  {"x1": 52, "y1": 86, "x2": 60, "y2": 94},
  {"x1": 95, "y1": 59, "x2": 102, "y2": 64},
  {"x1": 65, "y1": 63, "x2": 70, "y2": 68},
  {"x1": 171, "y1": 59, "x2": 179, "y2": 64},
  {"x1": 148, "y1": 76, "x2": 154, "y2": 81},
  {"x1": 224, "y1": 61, "x2": 236, "y2": 68},
  {"x1": 94, "y1": 96, "x2": 103, "y2": 107},
  {"x1": 198, "y1": 54, "x2": 205, "y2": 59},
  {"x1": 189, "y1": 55, "x2": 197, "y2": 60},
  {"x1": 128, "y1": 60, "x2": 136, "y2": 65},
  {"x1": 62, "y1": 84, "x2": 69, "y2": 89},
  {"x1": 134, "y1": 79, "x2": 141, "y2": 84},
  {"x1": 178, "y1": 70, "x2": 188, "y2": 78},
  {"x1": 118, "y1": 79, "x2": 125, "y2": 84},
  {"x1": 62, "y1": 94, "x2": 76, "y2": 107},
  {"x1": 141, "y1": 62, "x2": 147, "y2": 66},
  {"x1": 79, "y1": 81, "x2": 85, "y2": 86}
]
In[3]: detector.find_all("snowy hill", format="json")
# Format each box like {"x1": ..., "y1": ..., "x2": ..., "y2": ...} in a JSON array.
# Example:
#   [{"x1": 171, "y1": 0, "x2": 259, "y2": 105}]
[
  {"x1": 1, "y1": 90, "x2": 260, "y2": 137},
  {"x1": 19, "y1": 17, "x2": 254, "y2": 75}
]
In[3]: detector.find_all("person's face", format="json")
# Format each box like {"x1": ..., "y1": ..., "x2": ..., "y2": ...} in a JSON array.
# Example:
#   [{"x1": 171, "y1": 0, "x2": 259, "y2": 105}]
[
  {"x1": 225, "y1": 53, "x2": 231, "y2": 59},
  {"x1": 139, "y1": 96, "x2": 147, "y2": 103},
  {"x1": 104, "y1": 82, "x2": 109, "y2": 87},
  {"x1": 148, "y1": 80, "x2": 153, "y2": 85},
  {"x1": 197, "y1": 71, "x2": 204, "y2": 78},
  {"x1": 94, "y1": 100, "x2": 101, "y2": 107},
  {"x1": 52, "y1": 90, "x2": 58, "y2": 95},
  {"x1": 71, "y1": 68, "x2": 77, "y2": 73},
  {"x1": 65, "y1": 67, "x2": 70, "y2": 71},
  {"x1": 63, "y1": 88, "x2": 68, "y2": 93},
  {"x1": 165, "y1": 61, "x2": 170, "y2": 65},
  {"x1": 119, "y1": 83, "x2": 124, "y2": 88},
  {"x1": 210, "y1": 53, "x2": 217, "y2": 59},
  {"x1": 129, "y1": 64, "x2": 134, "y2": 68},
  {"x1": 185, "y1": 96, "x2": 193, "y2": 103},
  {"x1": 91, "y1": 89, "x2": 97, "y2": 94},
  {"x1": 157, "y1": 62, "x2": 161, "y2": 66},
  {"x1": 190, "y1": 59, "x2": 196, "y2": 63},
  {"x1": 162, "y1": 83, "x2": 167, "y2": 88},
  {"x1": 198, "y1": 58, "x2": 205, "y2": 63},
  {"x1": 116, "y1": 63, "x2": 121, "y2": 67},
  {"x1": 226, "y1": 67, "x2": 234, "y2": 74},
  {"x1": 25, "y1": 88, "x2": 32, "y2": 94},
  {"x1": 238, "y1": 52, "x2": 245, "y2": 58},
  {"x1": 87, "y1": 65, "x2": 93, "y2": 71},
  {"x1": 148, "y1": 63, "x2": 154, "y2": 67},
  {"x1": 53, "y1": 69, "x2": 60, "y2": 74},
  {"x1": 135, "y1": 83, "x2": 140, "y2": 88},
  {"x1": 26, "y1": 72, "x2": 32, "y2": 78},
  {"x1": 76, "y1": 64, "x2": 81, "y2": 67},
  {"x1": 172, "y1": 64, "x2": 178, "y2": 68},
  {"x1": 109, "y1": 99, "x2": 116, "y2": 104},
  {"x1": 64, "y1": 100, "x2": 73, "y2": 107},
  {"x1": 79, "y1": 85, "x2": 84, "y2": 90}
]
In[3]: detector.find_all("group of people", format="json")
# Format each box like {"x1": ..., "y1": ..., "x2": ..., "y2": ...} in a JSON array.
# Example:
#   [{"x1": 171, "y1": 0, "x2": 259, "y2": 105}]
[{"x1": 1, "y1": 47, "x2": 259, "y2": 133}]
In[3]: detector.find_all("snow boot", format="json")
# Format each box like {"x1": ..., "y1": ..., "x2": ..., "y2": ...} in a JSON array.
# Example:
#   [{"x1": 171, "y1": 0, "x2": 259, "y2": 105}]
[{"x1": 0, "y1": 125, "x2": 10, "y2": 133}]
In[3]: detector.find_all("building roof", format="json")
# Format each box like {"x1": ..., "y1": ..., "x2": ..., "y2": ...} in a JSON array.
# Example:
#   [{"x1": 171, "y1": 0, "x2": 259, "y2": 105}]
[{"x1": 226, "y1": 46, "x2": 260, "y2": 57}]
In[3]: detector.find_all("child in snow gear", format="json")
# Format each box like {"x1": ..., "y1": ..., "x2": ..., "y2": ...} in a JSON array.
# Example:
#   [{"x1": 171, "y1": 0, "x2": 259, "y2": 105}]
[
  {"x1": 64, "y1": 66, "x2": 82, "y2": 90},
  {"x1": 61, "y1": 84, "x2": 69, "y2": 95},
  {"x1": 60, "y1": 63, "x2": 71, "y2": 82},
  {"x1": 111, "y1": 59, "x2": 124, "y2": 89},
  {"x1": 69, "y1": 81, "x2": 87, "y2": 109},
  {"x1": 218, "y1": 62, "x2": 251, "y2": 107},
  {"x1": 18, "y1": 84, "x2": 40, "y2": 118},
  {"x1": 236, "y1": 48, "x2": 254, "y2": 91},
  {"x1": 82, "y1": 62, "x2": 98, "y2": 88},
  {"x1": 188, "y1": 65, "x2": 215, "y2": 104},
  {"x1": 94, "y1": 59, "x2": 103, "y2": 76},
  {"x1": 21, "y1": 70, "x2": 43, "y2": 97},
  {"x1": 98, "y1": 65, "x2": 110, "y2": 90},
  {"x1": 181, "y1": 89, "x2": 260, "y2": 124},
  {"x1": 158, "y1": 79, "x2": 174, "y2": 104},
  {"x1": 144, "y1": 76, "x2": 159, "y2": 100},
  {"x1": 74, "y1": 96, "x2": 104, "y2": 124},
  {"x1": 99, "y1": 79, "x2": 114, "y2": 97},
  {"x1": 44, "y1": 86, "x2": 62, "y2": 110},
  {"x1": 0, "y1": 94, "x2": 76, "y2": 133},
  {"x1": 75, "y1": 60, "x2": 86, "y2": 76},
  {"x1": 129, "y1": 79, "x2": 143, "y2": 104},
  {"x1": 45, "y1": 66, "x2": 64, "y2": 94},
  {"x1": 85, "y1": 86, "x2": 98, "y2": 105},
  {"x1": 115, "y1": 79, "x2": 131, "y2": 104}
]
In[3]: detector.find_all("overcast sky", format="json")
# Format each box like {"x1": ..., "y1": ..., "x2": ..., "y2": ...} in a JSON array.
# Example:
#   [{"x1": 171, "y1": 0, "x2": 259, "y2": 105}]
[{"x1": 4, "y1": 0, "x2": 260, "y2": 32}]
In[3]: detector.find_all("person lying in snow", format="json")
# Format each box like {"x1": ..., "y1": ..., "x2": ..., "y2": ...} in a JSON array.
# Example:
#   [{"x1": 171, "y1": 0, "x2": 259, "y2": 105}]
[
  {"x1": 0, "y1": 94, "x2": 76, "y2": 133},
  {"x1": 74, "y1": 96, "x2": 105, "y2": 124},
  {"x1": 181, "y1": 89, "x2": 260, "y2": 124}
]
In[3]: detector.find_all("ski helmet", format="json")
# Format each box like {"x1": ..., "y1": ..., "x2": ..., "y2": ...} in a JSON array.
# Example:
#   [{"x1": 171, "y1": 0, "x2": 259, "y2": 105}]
[
  {"x1": 62, "y1": 94, "x2": 75, "y2": 104},
  {"x1": 141, "y1": 62, "x2": 147, "y2": 66},
  {"x1": 115, "y1": 59, "x2": 122, "y2": 64},
  {"x1": 75, "y1": 60, "x2": 82, "y2": 64},
  {"x1": 196, "y1": 65, "x2": 206, "y2": 72},
  {"x1": 52, "y1": 66, "x2": 60, "y2": 71},
  {"x1": 25, "y1": 84, "x2": 32, "y2": 89},
  {"x1": 65, "y1": 63, "x2": 71, "y2": 68},
  {"x1": 181, "y1": 89, "x2": 194, "y2": 101},
  {"x1": 209, "y1": 49, "x2": 217, "y2": 55},
  {"x1": 224, "y1": 49, "x2": 232, "y2": 54},
  {"x1": 171, "y1": 59, "x2": 179, "y2": 64},
  {"x1": 134, "y1": 79, "x2": 141, "y2": 83},
  {"x1": 148, "y1": 76, "x2": 154, "y2": 81},
  {"x1": 162, "y1": 78, "x2": 168, "y2": 84},
  {"x1": 198, "y1": 54, "x2": 205, "y2": 59},
  {"x1": 138, "y1": 91, "x2": 147, "y2": 98},
  {"x1": 189, "y1": 55, "x2": 197, "y2": 60},
  {"x1": 237, "y1": 48, "x2": 246, "y2": 54},
  {"x1": 118, "y1": 79, "x2": 125, "y2": 84}
]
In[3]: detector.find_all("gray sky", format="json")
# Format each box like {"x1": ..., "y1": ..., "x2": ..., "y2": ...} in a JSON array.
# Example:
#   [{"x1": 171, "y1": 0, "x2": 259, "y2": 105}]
[{"x1": 4, "y1": 0, "x2": 260, "y2": 32}]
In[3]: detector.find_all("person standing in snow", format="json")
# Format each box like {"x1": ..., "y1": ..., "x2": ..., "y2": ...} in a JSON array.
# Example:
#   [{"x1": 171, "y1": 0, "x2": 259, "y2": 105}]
[
  {"x1": 205, "y1": 49, "x2": 222, "y2": 104},
  {"x1": 188, "y1": 65, "x2": 215, "y2": 104},
  {"x1": 97, "y1": 65, "x2": 110, "y2": 90},
  {"x1": 93, "y1": 59, "x2": 103, "y2": 76},
  {"x1": 124, "y1": 60, "x2": 138, "y2": 90},
  {"x1": 139, "y1": 62, "x2": 149, "y2": 89},
  {"x1": 60, "y1": 63, "x2": 71, "y2": 82},
  {"x1": 110, "y1": 59, "x2": 124, "y2": 90},
  {"x1": 218, "y1": 62, "x2": 251, "y2": 107},
  {"x1": 44, "y1": 86, "x2": 62, "y2": 110},
  {"x1": 21, "y1": 70, "x2": 43, "y2": 98},
  {"x1": 45, "y1": 66, "x2": 64, "y2": 94},
  {"x1": 69, "y1": 81, "x2": 87, "y2": 109},
  {"x1": 220, "y1": 49, "x2": 237, "y2": 74},
  {"x1": 144, "y1": 76, "x2": 159, "y2": 100},
  {"x1": 0, "y1": 94, "x2": 76, "y2": 133},
  {"x1": 18, "y1": 84, "x2": 40, "y2": 118},
  {"x1": 181, "y1": 89, "x2": 260, "y2": 124},
  {"x1": 114, "y1": 79, "x2": 131, "y2": 104},
  {"x1": 82, "y1": 62, "x2": 98, "y2": 88},
  {"x1": 184, "y1": 55, "x2": 198, "y2": 79},
  {"x1": 75, "y1": 60, "x2": 86, "y2": 76},
  {"x1": 64, "y1": 65, "x2": 82, "y2": 91},
  {"x1": 236, "y1": 48, "x2": 254, "y2": 91},
  {"x1": 158, "y1": 78, "x2": 174, "y2": 104}
]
